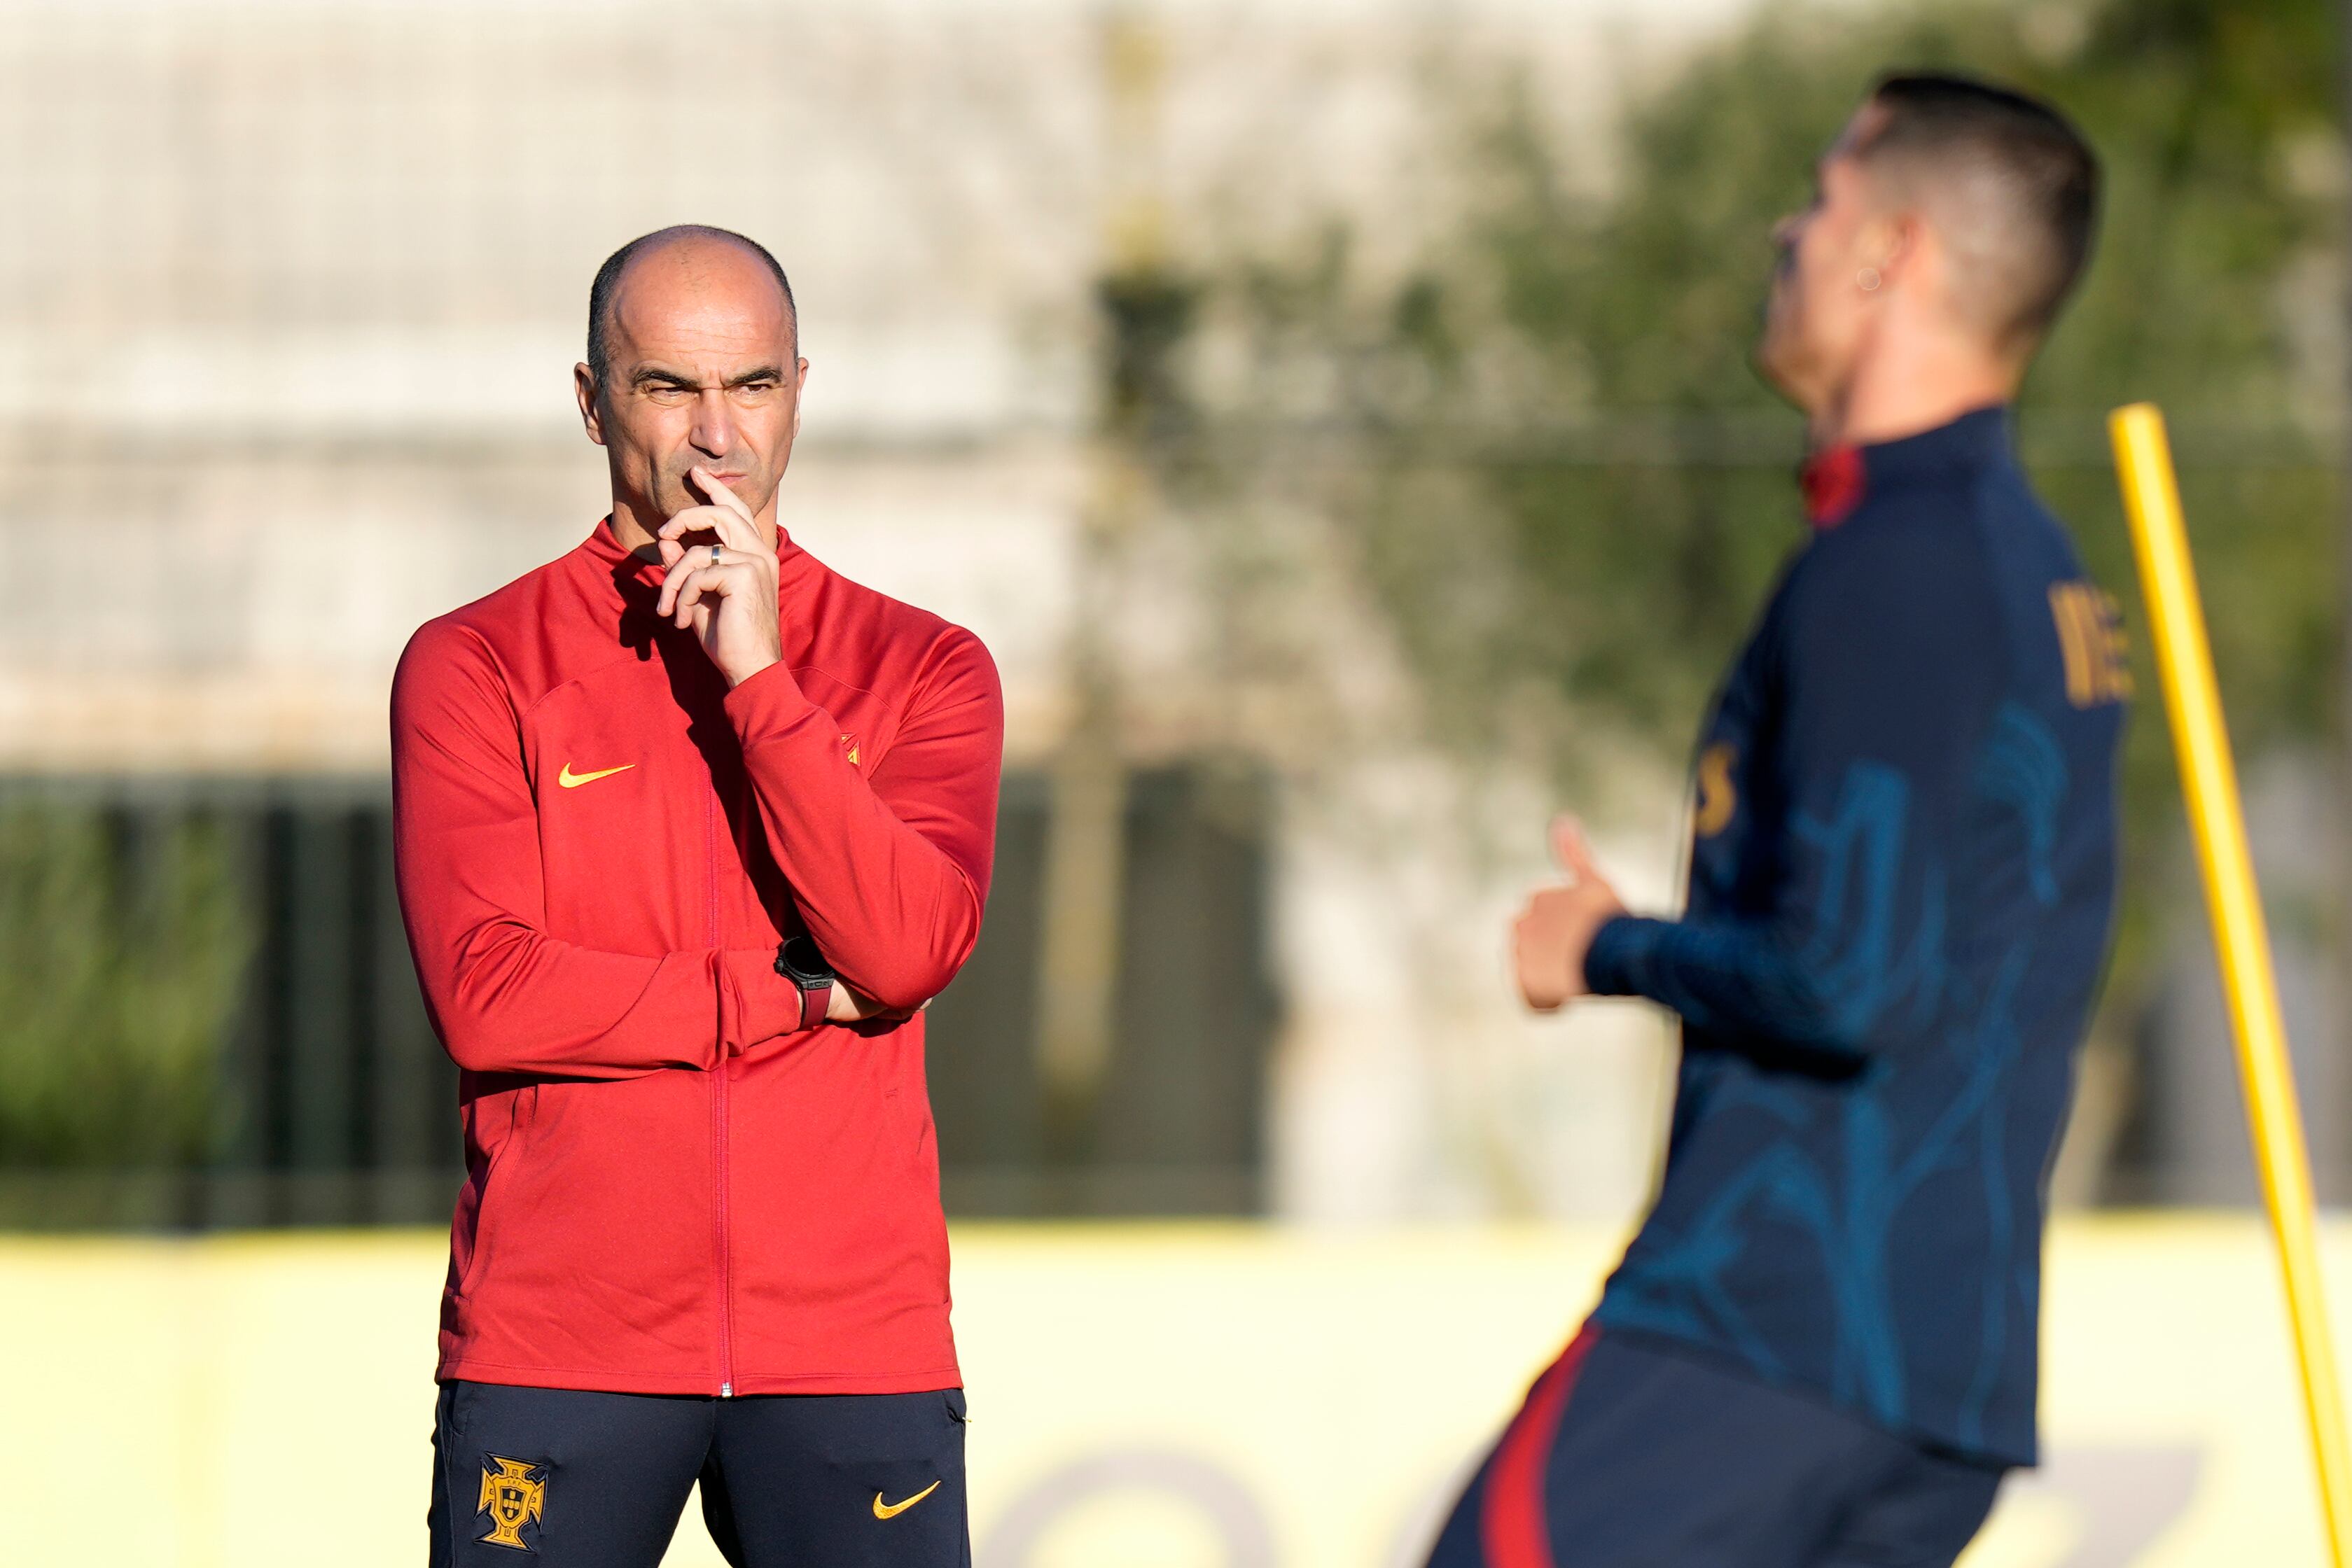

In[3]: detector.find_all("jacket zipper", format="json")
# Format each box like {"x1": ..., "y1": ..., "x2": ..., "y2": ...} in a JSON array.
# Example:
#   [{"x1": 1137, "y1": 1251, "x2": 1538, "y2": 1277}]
[{"x1": 707, "y1": 788, "x2": 735, "y2": 1399}]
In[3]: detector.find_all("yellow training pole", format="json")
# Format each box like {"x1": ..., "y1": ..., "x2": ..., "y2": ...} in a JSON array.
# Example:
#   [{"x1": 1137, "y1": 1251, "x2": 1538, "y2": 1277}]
[{"x1": 2111, "y1": 402, "x2": 2352, "y2": 1566}]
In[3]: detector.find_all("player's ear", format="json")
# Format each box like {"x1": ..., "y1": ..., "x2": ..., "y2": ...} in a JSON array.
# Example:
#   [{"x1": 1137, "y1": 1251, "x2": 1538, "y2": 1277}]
[
  {"x1": 1871, "y1": 211, "x2": 1921, "y2": 292},
  {"x1": 576, "y1": 363, "x2": 607, "y2": 447}
]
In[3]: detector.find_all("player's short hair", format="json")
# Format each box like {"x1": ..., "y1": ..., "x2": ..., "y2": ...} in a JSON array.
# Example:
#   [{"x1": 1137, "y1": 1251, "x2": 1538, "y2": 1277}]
[
  {"x1": 585, "y1": 225, "x2": 798, "y2": 385},
  {"x1": 1856, "y1": 73, "x2": 2100, "y2": 352}
]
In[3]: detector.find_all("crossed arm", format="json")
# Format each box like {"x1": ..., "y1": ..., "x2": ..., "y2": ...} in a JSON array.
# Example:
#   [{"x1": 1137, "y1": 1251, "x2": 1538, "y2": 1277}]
[{"x1": 392, "y1": 475, "x2": 1003, "y2": 1078}]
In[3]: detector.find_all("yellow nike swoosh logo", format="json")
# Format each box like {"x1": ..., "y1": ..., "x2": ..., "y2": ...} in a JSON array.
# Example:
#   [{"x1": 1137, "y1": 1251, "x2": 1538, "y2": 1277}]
[
  {"x1": 557, "y1": 762, "x2": 634, "y2": 789},
  {"x1": 872, "y1": 1480, "x2": 941, "y2": 1520}
]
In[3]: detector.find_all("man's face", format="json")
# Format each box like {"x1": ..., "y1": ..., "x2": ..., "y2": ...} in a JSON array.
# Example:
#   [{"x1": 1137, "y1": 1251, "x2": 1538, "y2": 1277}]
[
  {"x1": 1756, "y1": 105, "x2": 1890, "y2": 418},
  {"x1": 578, "y1": 240, "x2": 807, "y2": 529}
]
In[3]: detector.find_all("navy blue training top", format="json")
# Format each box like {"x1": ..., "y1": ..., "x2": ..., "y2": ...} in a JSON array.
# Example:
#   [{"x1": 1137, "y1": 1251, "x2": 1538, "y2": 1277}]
[{"x1": 1583, "y1": 405, "x2": 2127, "y2": 1467}]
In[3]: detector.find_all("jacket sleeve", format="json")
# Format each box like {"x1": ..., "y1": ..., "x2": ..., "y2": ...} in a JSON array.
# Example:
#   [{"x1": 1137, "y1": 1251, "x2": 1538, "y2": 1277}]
[
  {"x1": 1583, "y1": 526, "x2": 2001, "y2": 1070},
  {"x1": 722, "y1": 629, "x2": 1004, "y2": 1011},
  {"x1": 391, "y1": 620, "x2": 800, "y2": 1077}
]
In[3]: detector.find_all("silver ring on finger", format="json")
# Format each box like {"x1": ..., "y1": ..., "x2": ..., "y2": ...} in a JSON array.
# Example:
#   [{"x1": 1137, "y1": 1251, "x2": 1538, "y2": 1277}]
[{"x1": 709, "y1": 543, "x2": 723, "y2": 566}]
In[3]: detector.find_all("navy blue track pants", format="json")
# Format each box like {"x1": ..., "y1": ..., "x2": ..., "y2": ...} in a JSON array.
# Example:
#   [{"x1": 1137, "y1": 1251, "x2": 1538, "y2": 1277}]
[
  {"x1": 429, "y1": 1380, "x2": 968, "y2": 1567},
  {"x1": 1426, "y1": 1328, "x2": 2003, "y2": 1568}
]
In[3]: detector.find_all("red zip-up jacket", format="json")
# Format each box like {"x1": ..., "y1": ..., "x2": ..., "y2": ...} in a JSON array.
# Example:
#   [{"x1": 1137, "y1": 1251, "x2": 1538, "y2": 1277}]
[{"x1": 391, "y1": 517, "x2": 1002, "y2": 1397}]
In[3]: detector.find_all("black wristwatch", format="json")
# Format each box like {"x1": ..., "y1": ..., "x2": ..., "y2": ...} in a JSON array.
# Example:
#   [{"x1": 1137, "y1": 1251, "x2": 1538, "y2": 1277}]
[{"x1": 775, "y1": 935, "x2": 836, "y2": 1031}]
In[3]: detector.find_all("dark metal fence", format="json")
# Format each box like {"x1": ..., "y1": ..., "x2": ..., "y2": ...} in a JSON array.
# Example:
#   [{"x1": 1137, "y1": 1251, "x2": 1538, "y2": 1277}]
[{"x1": 0, "y1": 764, "x2": 1276, "y2": 1228}]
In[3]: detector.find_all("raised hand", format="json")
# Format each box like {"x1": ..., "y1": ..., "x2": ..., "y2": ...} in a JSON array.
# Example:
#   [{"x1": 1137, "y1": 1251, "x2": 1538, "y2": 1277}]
[
  {"x1": 653, "y1": 465, "x2": 784, "y2": 687},
  {"x1": 1512, "y1": 814, "x2": 1628, "y2": 1011}
]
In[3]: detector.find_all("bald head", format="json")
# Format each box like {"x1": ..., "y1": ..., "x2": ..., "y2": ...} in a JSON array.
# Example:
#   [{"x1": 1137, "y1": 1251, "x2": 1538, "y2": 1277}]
[
  {"x1": 573, "y1": 225, "x2": 809, "y2": 548},
  {"x1": 586, "y1": 225, "x2": 798, "y2": 388},
  {"x1": 1851, "y1": 74, "x2": 2100, "y2": 354}
]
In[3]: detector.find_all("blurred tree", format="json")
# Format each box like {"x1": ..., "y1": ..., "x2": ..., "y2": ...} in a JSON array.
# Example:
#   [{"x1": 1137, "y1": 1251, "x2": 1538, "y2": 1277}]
[
  {"x1": 0, "y1": 805, "x2": 252, "y2": 1167},
  {"x1": 1186, "y1": 0, "x2": 2340, "y2": 1063}
]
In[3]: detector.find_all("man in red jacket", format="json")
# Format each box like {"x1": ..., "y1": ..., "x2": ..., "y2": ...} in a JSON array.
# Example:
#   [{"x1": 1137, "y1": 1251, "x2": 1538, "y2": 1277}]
[{"x1": 394, "y1": 224, "x2": 1002, "y2": 1566}]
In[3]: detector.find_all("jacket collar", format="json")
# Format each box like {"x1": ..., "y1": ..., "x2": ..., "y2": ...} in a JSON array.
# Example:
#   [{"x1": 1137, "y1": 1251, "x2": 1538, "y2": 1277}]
[{"x1": 1798, "y1": 403, "x2": 2012, "y2": 529}]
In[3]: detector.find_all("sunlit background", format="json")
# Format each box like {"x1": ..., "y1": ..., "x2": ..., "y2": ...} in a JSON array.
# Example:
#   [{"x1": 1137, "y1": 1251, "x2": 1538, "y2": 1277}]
[{"x1": 1, "y1": 1, "x2": 2346, "y2": 1563}]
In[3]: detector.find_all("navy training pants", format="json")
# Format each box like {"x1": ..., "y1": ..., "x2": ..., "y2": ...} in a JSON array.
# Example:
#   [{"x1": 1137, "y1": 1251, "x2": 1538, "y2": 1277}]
[
  {"x1": 1426, "y1": 1327, "x2": 2003, "y2": 1568},
  {"x1": 429, "y1": 1380, "x2": 968, "y2": 1567}
]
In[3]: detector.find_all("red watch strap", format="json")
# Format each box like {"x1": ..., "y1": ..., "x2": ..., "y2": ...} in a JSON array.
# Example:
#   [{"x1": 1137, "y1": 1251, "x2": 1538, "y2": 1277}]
[{"x1": 798, "y1": 980, "x2": 832, "y2": 1032}]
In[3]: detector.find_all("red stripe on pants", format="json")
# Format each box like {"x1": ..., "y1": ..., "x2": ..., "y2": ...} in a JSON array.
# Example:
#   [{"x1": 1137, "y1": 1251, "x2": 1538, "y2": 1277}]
[{"x1": 1480, "y1": 1326, "x2": 1599, "y2": 1568}]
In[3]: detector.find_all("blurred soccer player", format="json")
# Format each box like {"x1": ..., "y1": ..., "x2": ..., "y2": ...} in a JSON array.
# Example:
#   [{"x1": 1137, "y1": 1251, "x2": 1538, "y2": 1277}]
[
  {"x1": 1431, "y1": 77, "x2": 2121, "y2": 1568},
  {"x1": 394, "y1": 227, "x2": 1001, "y2": 1565}
]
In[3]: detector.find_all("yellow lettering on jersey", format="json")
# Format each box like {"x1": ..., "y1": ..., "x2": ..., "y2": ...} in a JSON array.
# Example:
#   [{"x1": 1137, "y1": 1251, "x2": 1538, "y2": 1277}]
[
  {"x1": 1694, "y1": 743, "x2": 1738, "y2": 838},
  {"x1": 2048, "y1": 582, "x2": 2133, "y2": 708}
]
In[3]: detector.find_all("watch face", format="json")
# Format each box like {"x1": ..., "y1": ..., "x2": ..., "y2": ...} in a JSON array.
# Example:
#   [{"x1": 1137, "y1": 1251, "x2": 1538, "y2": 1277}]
[{"x1": 781, "y1": 935, "x2": 830, "y2": 983}]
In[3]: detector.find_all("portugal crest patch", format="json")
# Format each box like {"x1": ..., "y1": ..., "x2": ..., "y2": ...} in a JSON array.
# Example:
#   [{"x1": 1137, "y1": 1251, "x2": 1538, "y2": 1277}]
[{"x1": 476, "y1": 1455, "x2": 548, "y2": 1551}]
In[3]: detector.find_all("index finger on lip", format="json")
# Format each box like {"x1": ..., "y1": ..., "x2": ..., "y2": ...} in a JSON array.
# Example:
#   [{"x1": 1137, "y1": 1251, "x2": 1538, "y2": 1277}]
[
  {"x1": 688, "y1": 468, "x2": 763, "y2": 543},
  {"x1": 688, "y1": 464, "x2": 754, "y2": 518}
]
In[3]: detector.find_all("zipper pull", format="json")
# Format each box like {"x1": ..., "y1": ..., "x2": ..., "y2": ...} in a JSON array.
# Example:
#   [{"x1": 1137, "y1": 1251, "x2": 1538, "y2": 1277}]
[{"x1": 720, "y1": 1382, "x2": 734, "y2": 1399}]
